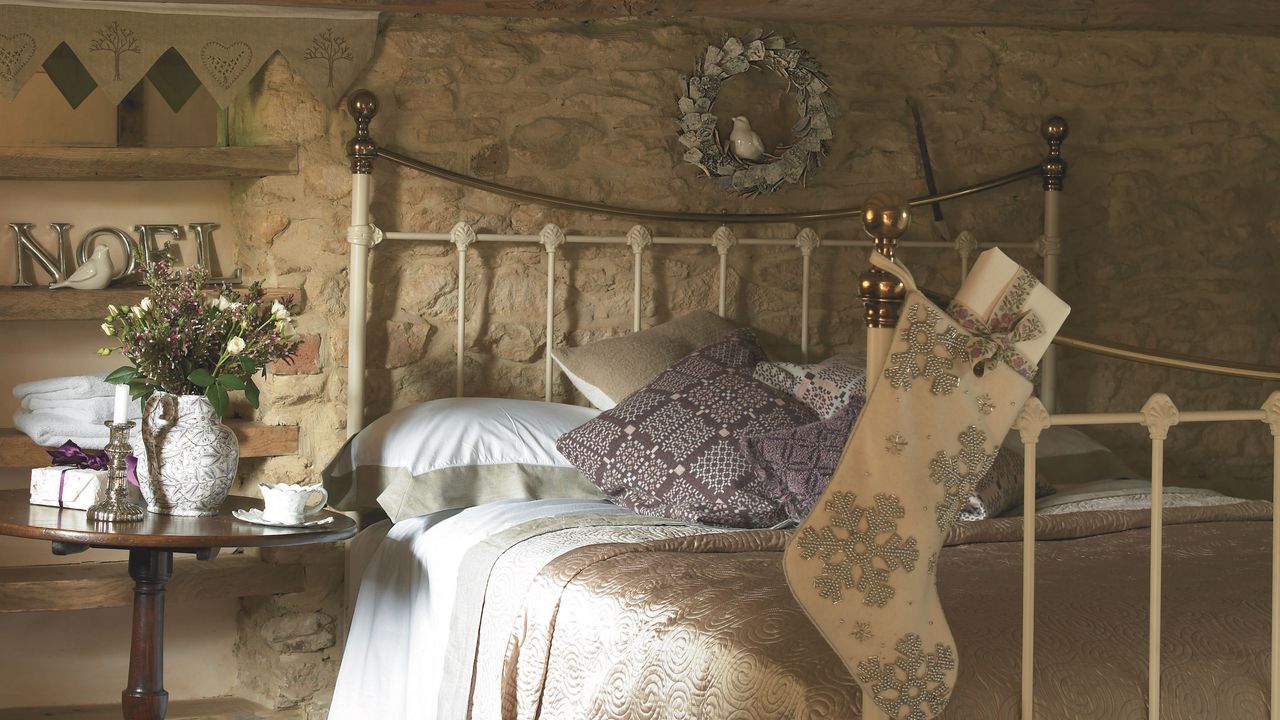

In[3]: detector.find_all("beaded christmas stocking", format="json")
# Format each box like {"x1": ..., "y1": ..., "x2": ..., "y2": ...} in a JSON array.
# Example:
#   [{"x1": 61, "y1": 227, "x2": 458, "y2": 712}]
[{"x1": 783, "y1": 249, "x2": 1068, "y2": 719}]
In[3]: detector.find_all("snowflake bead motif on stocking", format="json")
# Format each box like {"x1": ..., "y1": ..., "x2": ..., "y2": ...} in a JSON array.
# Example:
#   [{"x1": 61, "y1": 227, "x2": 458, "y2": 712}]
[
  {"x1": 929, "y1": 425, "x2": 997, "y2": 530},
  {"x1": 796, "y1": 492, "x2": 918, "y2": 606},
  {"x1": 884, "y1": 304, "x2": 966, "y2": 396},
  {"x1": 857, "y1": 633, "x2": 955, "y2": 720}
]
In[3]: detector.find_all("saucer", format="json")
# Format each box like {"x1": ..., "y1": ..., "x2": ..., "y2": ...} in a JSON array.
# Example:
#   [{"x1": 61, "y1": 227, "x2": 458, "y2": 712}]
[{"x1": 232, "y1": 507, "x2": 334, "y2": 529}]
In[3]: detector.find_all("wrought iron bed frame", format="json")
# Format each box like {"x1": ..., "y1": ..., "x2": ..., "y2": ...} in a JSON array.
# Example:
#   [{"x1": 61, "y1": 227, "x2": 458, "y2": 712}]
[{"x1": 339, "y1": 89, "x2": 1280, "y2": 719}]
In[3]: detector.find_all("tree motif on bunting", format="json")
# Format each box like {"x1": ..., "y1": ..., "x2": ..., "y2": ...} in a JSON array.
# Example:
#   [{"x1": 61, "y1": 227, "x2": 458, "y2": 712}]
[
  {"x1": 303, "y1": 28, "x2": 353, "y2": 88},
  {"x1": 796, "y1": 491, "x2": 918, "y2": 607},
  {"x1": 89, "y1": 22, "x2": 140, "y2": 81},
  {"x1": 857, "y1": 633, "x2": 955, "y2": 720}
]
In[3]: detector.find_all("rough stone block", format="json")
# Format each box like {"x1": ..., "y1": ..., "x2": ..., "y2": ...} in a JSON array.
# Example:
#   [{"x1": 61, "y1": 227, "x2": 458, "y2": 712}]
[
  {"x1": 261, "y1": 612, "x2": 337, "y2": 654},
  {"x1": 271, "y1": 334, "x2": 322, "y2": 375}
]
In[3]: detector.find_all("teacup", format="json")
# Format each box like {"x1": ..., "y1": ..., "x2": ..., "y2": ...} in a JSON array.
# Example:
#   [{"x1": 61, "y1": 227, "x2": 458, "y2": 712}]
[{"x1": 260, "y1": 483, "x2": 328, "y2": 525}]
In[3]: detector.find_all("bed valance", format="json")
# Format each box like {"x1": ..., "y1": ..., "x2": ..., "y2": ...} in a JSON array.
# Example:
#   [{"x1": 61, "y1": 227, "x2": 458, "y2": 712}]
[{"x1": 0, "y1": 0, "x2": 377, "y2": 108}]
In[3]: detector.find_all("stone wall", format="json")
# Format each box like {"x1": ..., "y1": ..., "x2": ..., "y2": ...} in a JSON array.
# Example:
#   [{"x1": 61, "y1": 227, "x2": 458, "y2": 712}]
[
  {"x1": 231, "y1": 17, "x2": 1279, "y2": 501},
  {"x1": 222, "y1": 13, "x2": 1280, "y2": 714}
]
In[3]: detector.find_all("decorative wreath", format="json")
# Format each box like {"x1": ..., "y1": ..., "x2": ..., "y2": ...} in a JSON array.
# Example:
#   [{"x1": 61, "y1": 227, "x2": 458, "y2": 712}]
[{"x1": 678, "y1": 32, "x2": 835, "y2": 197}]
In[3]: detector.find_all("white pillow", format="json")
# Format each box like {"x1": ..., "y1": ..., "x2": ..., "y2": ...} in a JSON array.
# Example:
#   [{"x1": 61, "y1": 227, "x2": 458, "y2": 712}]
[{"x1": 323, "y1": 398, "x2": 603, "y2": 522}]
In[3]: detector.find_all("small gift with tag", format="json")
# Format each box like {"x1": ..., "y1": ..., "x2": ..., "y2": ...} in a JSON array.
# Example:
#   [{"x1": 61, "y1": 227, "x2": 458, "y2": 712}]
[{"x1": 29, "y1": 441, "x2": 142, "y2": 511}]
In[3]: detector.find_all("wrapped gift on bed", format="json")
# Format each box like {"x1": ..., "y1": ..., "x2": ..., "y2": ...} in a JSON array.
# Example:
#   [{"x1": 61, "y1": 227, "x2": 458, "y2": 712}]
[{"x1": 29, "y1": 442, "x2": 141, "y2": 511}]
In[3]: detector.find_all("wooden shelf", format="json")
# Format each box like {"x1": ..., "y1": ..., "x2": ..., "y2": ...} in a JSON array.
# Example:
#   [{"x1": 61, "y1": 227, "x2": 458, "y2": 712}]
[
  {"x1": 0, "y1": 554, "x2": 305, "y2": 614},
  {"x1": 0, "y1": 422, "x2": 298, "y2": 468},
  {"x1": 0, "y1": 697, "x2": 300, "y2": 720},
  {"x1": 0, "y1": 287, "x2": 302, "y2": 322},
  {"x1": 0, "y1": 145, "x2": 298, "y2": 180}
]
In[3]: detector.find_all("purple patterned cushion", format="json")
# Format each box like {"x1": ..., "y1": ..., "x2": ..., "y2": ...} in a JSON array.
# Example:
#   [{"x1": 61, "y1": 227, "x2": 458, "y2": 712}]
[
  {"x1": 738, "y1": 389, "x2": 865, "y2": 523},
  {"x1": 557, "y1": 328, "x2": 819, "y2": 528}
]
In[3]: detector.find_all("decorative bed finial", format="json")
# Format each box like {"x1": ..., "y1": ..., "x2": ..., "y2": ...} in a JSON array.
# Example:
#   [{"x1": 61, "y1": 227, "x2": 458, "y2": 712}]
[
  {"x1": 346, "y1": 89, "x2": 378, "y2": 174},
  {"x1": 858, "y1": 192, "x2": 910, "y2": 329},
  {"x1": 1041, "y1": 116, "x2": 1068, "y2": 191}
]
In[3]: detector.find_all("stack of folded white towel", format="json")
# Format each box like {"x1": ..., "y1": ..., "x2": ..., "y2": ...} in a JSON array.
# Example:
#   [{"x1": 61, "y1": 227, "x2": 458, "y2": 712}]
[{"x1": 12, "y1": 373, "x2": 142, "y2": 449}]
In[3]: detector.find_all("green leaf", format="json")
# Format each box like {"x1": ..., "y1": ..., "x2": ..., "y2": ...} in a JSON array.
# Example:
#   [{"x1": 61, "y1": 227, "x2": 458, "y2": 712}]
[
  {"x1": 245, "y1": 378, "x2": 260, "y2": 408},
  {"x1": 188, "y1": 368, "x2": 216, "y2": 388},
  {"x1": 239, "y1": 357, "x2": 255, "y2": 373},
  {"x1": 128, "y1": 382, "x2": 149, "y2": 400},
  {"x1": 206, "y1": 384, "x2": 229, "y2": 418},
  {"x1": 105, "y1": 366, "x2": 138, "y2": 384},
  {"x1": 217, "y1": 375, "x2": 246, "y2": 390}
]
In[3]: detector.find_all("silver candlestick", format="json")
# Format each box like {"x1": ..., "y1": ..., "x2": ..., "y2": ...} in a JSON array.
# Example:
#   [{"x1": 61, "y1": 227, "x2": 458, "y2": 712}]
[{"x1": 87, "y1": 421, "x2": 146, "y2": 523}]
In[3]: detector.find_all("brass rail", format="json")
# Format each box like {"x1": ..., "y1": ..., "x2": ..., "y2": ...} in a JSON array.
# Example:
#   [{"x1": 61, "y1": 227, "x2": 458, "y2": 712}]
[
  {"x1": 1053, "y1": 333, "x2": 1280, "y2": 382},
  {"x1": 376, "y1": 147, "x2": 1041, "y2": 225}
]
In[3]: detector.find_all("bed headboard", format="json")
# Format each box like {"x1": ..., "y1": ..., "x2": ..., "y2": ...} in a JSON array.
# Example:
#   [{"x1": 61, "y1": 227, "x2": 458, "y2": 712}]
[{"x1": 341, "y1": 90, "x2": 1068, "y2": 436}]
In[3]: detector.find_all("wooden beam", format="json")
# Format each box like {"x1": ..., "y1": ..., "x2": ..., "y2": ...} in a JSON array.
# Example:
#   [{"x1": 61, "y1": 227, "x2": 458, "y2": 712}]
[
  {"x1": 0, "y1": 287, "x2": 303, "y2": 322},
  {"x1": 66, "y1": 0, "x2": 1280, "y2": 36},
  {"x1": 0, "y1": 145, "x2": 298, "y2": 181},
  {"x1": 0, "y1": 422, "x2": 299, "y2": 468},
  {"x1": 0, "y1": 555, "x2": 306, "y2": 613}
]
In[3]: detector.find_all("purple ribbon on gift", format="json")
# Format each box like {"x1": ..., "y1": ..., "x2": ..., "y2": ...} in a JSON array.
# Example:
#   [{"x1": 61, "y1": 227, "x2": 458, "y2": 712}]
[{"x1": 46, "y1": 440, "x2": 138, "y2": 508}]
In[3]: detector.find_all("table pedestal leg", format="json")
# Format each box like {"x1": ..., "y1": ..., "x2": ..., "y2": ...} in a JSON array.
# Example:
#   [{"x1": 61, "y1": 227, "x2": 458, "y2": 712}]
[{"x1": 124, "y1": 549, "x2": 172, "y2": 720}]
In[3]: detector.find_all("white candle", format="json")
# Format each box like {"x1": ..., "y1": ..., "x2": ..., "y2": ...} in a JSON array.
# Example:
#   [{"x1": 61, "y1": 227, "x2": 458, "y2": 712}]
[{"x1": 113, "y1": 383, "x2": 130, "y2": 424}]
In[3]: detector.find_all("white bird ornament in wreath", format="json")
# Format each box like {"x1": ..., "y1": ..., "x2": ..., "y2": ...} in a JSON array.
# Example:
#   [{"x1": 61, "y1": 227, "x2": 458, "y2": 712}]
[{"x1": 678, "y1": 32, "x2": 836, "y2": 197}]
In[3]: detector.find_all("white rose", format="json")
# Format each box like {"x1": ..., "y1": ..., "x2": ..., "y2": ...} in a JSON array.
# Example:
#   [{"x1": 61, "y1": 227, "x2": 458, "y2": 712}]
[
  {"x1": 138, "y1": 297, "x2": 152, "y2": 312},
  {"x1": 226, "y1": 336, "x2": 247, "y2": 355},
  {"x1": 101, "y1": 323, "x2": 114, "y2": 336},
  {"x1": 106, "y1": 304, "x2": 118, "y2": 316},
  {"x1": 130, "y1": 306, "x2": 142, "y2": 318},
  {"x1": 270, "y1": 300, "x2": 290, "y2": 321},
  {"x1": 217, "y1": 296, "x2": 233, "y2": 311}
]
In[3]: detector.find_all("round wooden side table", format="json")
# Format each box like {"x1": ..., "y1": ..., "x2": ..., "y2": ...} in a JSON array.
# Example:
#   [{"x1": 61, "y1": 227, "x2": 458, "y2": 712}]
[{"x1": 0, "y1": 489, "x2": 357, "y2": 720}]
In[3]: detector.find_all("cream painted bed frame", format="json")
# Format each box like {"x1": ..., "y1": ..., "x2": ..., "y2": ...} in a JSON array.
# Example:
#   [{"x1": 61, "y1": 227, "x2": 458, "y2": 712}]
[{"x1": 339, "y1": 90, "x2": 1280, "y2": 719}]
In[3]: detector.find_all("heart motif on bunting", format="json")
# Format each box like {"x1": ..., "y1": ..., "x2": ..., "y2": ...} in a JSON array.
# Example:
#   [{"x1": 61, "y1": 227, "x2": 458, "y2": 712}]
[
  {"x1": 200, "y1": 40, "x2": 252, "y2": 88},
  {"x1": 0, "y1": 33, "x2": 35, "y2": 81}
]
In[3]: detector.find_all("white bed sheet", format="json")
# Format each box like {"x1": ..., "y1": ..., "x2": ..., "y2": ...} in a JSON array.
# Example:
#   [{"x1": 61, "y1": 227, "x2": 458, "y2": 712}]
[{"x1": 327, "y1": 498, "x2": 633, "y2": 720}]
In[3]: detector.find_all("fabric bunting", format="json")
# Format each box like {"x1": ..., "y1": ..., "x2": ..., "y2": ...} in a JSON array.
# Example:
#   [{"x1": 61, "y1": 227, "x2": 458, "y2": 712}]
[{"x1": 0, "y1": 1, "x2": 378, "y2": 109}]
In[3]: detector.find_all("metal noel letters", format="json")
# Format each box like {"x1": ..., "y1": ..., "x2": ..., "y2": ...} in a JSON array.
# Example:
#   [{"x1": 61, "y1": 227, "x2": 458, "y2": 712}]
[{"x1": 8, "y1": 222, "x2": 240, "y2": 288}]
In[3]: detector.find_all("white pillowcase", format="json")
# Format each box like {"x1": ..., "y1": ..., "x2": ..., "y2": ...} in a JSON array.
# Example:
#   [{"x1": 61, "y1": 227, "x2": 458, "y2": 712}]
[{"x1": 323, "y1": 398, "x2": 603, "y2": 522}]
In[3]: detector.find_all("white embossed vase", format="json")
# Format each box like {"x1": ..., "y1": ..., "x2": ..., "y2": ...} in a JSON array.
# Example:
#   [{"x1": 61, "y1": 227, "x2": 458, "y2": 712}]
[{"x1": 135, "y1": 392, "x2": 239, "y2": 516}]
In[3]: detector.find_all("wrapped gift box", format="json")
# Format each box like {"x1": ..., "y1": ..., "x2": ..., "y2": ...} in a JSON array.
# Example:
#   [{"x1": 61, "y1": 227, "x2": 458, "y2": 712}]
[{"x1": 29, "y1": 466, "x2": 141, "y2": 510}]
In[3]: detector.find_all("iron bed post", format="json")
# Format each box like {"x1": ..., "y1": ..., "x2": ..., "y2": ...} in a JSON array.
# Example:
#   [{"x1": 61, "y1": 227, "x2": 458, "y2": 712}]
[
  {"x1": 1039, "y1": 117, "x2": 1068, "y2": 414},
  {"x1": 345, "y1": 91, "x2": 378, "y2": 437}
]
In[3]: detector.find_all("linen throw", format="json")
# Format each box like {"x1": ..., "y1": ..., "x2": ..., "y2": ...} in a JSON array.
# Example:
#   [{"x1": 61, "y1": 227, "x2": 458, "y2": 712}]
[{"x1": 784, "y1": 248, "x2": 1068, "y2": 719}]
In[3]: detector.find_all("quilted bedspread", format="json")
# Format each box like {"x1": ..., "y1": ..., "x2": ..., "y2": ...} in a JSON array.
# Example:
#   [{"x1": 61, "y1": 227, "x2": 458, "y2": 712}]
[{"x1": 456, "y1": 501, "x2": 1273, "y2": 720}]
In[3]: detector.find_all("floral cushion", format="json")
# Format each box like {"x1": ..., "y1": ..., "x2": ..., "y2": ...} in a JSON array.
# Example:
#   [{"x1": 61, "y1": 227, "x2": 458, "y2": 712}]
[
  {"x1": 556, "y1": 328, "x2": 818, "y2": 528},
  {"x1": 754, "y1": 354, "x2": 867, "y2": 419},
  {"x1": 738, "y1": 392, "x2": 865, "y2": 524}
]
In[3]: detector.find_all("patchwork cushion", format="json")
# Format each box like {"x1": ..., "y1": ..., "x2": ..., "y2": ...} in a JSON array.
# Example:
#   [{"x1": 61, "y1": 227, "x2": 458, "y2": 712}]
[
  {"x1": 738, "y1": 391, "x2": 865, "y2": 524},
  {"x1": 754, "y1": 354, "x2": 867, "y2": 419},
  {"x1": 557, "y1": 328, "x2": 818, "y2": 528}
]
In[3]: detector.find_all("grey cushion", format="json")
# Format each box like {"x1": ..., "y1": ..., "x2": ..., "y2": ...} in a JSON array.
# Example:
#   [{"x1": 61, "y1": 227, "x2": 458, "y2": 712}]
[{"x1": 551, "y1": 311, "x2": 738, "y2": 410}]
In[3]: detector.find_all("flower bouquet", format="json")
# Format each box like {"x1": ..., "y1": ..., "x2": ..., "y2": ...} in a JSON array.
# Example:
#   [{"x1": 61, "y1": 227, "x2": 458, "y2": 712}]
[{"x1": 98, "y1": 260, "x2": 301, "y2": 515}]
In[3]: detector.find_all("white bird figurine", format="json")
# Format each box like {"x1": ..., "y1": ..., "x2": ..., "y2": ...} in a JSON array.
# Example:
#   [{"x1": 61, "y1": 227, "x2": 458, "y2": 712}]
[
  {"x1": 49, "y1": 245, "x2": 114, "y2": 290},
  {"x1": 728, "y1": 116, "x2": 767, "y2": 162}
]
